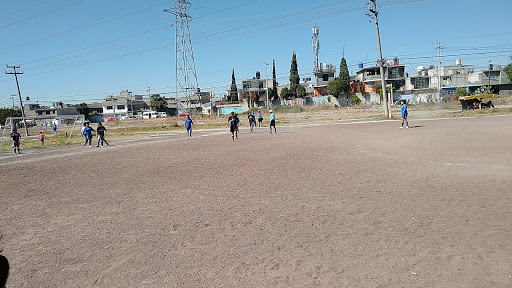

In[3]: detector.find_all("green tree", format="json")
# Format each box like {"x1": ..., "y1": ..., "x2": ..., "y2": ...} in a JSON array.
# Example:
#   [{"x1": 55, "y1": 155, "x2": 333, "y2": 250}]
[
  {"x1": 473, "y1": 86, "x2": 494, "y2": 95},
  {"x1": 327, "y1": 78, "x2": 343, "y2": 97},
  {"x1": 280, "y1": 87, "x2": 290, "y2": 100},
  {"x1": 0, "y1": 108, "x2": 21, "y2": 126},
  {"x1": 296, "y1": 85, "x2": 306, "y2": 98},
  {"x1": 75, "y1": 103, "x2": 90, "y2": 120},
  {"x1": 289, "y1": 51, "x2": 300, "y2": 97},
  {"x1": 454, "y1": 88, "x2": 469, "y2": 97},
  {"x1": 272, "y1": 59, "x2": 278, "y2": 100},
  {"x1": 149, "y1": 94, "x2": 166, "y2": 111},
  {"x1": 229, "y1": 68, "x2": 238, "y2": 103},
  {"x1": 338, "y1": 58, "x2": 350, "y2": 95}
]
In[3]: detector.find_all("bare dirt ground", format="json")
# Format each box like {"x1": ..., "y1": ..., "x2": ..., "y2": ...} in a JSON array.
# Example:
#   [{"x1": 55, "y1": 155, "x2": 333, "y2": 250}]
[{"x1": 1, "y1": 113, "x2": 512, "y2": 287}]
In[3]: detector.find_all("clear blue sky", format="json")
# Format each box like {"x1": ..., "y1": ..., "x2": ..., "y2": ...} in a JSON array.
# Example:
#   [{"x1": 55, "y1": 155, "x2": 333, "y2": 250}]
[{"x1": 1, "y1": 0, "x2": 510, "y2": 107}]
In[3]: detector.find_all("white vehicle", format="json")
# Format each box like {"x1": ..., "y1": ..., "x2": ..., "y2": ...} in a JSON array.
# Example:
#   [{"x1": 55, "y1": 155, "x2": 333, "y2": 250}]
[
  {"x1": 142, "y1": 111, "x2": 158, "y2": 119},
  {"x1": 158, "y1": 112, "x2": 167, "y2": 118}
]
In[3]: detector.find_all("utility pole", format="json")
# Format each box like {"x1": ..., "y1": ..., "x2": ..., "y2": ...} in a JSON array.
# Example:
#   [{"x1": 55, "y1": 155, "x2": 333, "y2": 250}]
[
  {"x1": 147, "y1": 87, "x2": 150, "y2": 112},
  {"x1": 5, "y1": 65, "x2": 29, "y2": 136},
  {"x1": 110, "y1": 94, "x2": 116, "y2": 119},
  {"x1": 264, "y1": 62, "x2": 269, "y2": 108},
  {"x1": 130, "y1": 94, "x2": 134, "y2": 118},
  {"x1": 488, "y1": 60, "x2": 492, "y2": 88},
  {"x1": 368, "y1": 0, "x2": 389, "y2": 118},
  {"x1": 210, "y1": 89, "x2": 213, "y2": 116},
  {"x1": 436, "y1": 40, "x2": 443, "y2": 98}
]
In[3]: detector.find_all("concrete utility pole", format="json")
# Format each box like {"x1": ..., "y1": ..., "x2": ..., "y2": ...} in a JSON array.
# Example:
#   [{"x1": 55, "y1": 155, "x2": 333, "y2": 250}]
[
  {"x1": 5, "y1": 65, "x2": 29, "y2": 136},
  {"x1": 110, "y1": 94, "x2": 116, "y2": 119},
  {"x1": 368, "y1": 0, "x2": 389, "y2": 118},
  {"x1": 264, "y1": 62, "x2": 269, "y2": 108},
  {"x1": 436, "y1": 40, "x2": 443, "y2": 97},
  {"x1": 488, "y1": 60, "x2": 492, "y2": 88}
]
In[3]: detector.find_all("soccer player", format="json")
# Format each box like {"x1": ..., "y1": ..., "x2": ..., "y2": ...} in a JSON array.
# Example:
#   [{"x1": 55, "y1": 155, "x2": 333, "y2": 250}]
[
  {"x1": 185, "y1": 115, "x2": 194, "y2": 137},
  {"x1": 400, "y1": 100, "x2": 410, "y2": 128},
  {"x1": 248, "y1": 112, "x2": 256, "y2": 133},
  {"x1": 83, "y1": 122, "x2": 95, "y2": 147},
  {"x1": 96, "y1": 122, "x2": 109, "y2": 147},
  {"x1": 80, "y1": 122, "x2": 87, "y2": 146},
  {"x1": 39, "y1": 131, "x2": 45, "y2": 146},
  {"x1": 269, "y1": 110, "x2": 276, "y2": 134},
  {"x1": 227, "y1": 112, "x2": 239, "y2": 142},
  {"x1": 10, "y1": 128, "x2": 21, "y2": 154},
  {"x1": 257, "y1": 110, "x2": 263, "y2": 127}
]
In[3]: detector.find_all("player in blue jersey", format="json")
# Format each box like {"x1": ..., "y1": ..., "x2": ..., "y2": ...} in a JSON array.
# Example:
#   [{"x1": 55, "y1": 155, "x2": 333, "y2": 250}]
[
  {"x1": 269, "y1": 110, "x2": 276, "y2": 134},
  {"x1": 185, "y1": 115, "x2": 194, "y2": 137},
  {"x1": 400, "y1": 100, "x2": 410, "y2": 128}
]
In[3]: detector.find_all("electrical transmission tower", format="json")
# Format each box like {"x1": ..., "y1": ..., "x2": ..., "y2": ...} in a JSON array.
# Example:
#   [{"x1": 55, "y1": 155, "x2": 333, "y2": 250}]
[{"x1": 164, "y1": 0, "x2": 198, "y2": 114}]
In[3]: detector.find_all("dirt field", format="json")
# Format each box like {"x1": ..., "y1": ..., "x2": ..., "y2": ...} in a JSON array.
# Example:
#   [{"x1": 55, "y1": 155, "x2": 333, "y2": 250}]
[{"x1": 1, "y1": 114, "x2": 512, "y2": 287}]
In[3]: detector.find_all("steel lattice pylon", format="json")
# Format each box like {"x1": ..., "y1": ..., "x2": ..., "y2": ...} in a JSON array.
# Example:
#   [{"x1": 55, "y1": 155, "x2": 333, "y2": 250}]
[{"x1": 164, "y1": 0, "x2": 198, "y2": 113}]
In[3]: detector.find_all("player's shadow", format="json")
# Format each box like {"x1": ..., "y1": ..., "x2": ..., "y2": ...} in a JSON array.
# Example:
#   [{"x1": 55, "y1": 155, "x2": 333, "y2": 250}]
[
  {"x1": 409, "y1": 125, "x2": 424, "y2": 128},
  {"x1": 0, "y1": 254, "x2": 9, "y2": 288}
]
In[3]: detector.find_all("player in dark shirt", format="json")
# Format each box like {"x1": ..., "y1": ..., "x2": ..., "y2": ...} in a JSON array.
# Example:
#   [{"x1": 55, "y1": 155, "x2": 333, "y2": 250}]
[
  {"x1": 96, "y1": 122, "x2": 109, "y2": 147},
  {"x1": 10, "y1": 128, "x2": 21, "y2": 154},
  {"x1": 227, "y1": 112, "x2": 240, "y2": 142},
  {"x1": 248, "y1": 112, "x2": 256, "y2": 133}
]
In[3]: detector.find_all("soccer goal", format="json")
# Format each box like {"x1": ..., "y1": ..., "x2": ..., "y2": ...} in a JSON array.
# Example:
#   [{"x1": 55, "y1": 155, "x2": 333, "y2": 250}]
[{"x1": 1, "y1": 114, "x2": 86, "y2": 149}]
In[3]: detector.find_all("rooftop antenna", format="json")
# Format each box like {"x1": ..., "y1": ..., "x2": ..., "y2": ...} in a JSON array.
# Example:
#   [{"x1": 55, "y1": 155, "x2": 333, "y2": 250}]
[{"x1": 312, "y1": 24, "x2": 320, "y2": 75}]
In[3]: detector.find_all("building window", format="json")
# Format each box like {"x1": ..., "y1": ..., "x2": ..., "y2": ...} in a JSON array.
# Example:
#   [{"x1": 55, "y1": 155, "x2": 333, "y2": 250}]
[
  {"x1": 107, "y1": 106, "x2": 113, "y2": 110},
  {"x1": 117, "y1": 105, "x2": 125, "y2": 110}
]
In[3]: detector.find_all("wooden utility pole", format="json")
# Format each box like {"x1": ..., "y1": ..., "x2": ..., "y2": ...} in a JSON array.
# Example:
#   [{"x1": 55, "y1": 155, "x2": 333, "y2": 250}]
[
  {"x1": 5, "y1": 65, "x2": 29, "y2": 136},
  {"x1": 368, "y1": 0, "x2": 389, "y2": 118}
]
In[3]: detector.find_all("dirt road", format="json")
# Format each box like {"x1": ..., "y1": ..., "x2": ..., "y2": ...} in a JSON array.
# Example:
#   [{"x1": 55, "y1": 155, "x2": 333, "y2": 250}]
[{"x1": 1, "y1": 115, "x2": 511, "y2": 287}]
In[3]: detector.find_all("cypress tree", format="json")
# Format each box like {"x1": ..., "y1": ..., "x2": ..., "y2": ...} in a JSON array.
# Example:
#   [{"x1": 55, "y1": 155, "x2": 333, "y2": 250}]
[
  {"x1": 339, "y1": 58, "x2": 350, "y2": 95},
  {"x1": 289, "y1": 51, "x2": 300, "y2": 97},
  {"x1": 230, "y1": 68, "x2": 238, "y2": 103},
  {"x1": 272, "y1": 59, "x2": 278, "y2": 100}
]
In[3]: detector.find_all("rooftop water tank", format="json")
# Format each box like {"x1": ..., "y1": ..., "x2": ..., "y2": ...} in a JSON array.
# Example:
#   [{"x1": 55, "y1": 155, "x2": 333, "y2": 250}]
[{"x1": 456, "y1": 58, "x2": 461, "y2": 66}]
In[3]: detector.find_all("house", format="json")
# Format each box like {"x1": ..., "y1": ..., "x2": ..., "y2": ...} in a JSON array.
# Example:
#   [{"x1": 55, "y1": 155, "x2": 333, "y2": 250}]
[
  {"x1": 353, "y1": 58, "x2": 406, "y2": 104},
  {"x1": 84, "y1": 102, "x2": 104, "y2": 123},
  {"x1": 103, "y1": 90, "x2": 148, "y2": 118},
  {"x1": 402, "y1": 59, "x2": 511, "y2": 103},
  {"x1": 24, "y1": 103, "x2": 80, "y2": 118},
  {"x1": 241, "y1": 71, "x2": 273, "y2": 107},
  {"x1": 313, "y1": 63, "x2": 336, "y2": 96}
]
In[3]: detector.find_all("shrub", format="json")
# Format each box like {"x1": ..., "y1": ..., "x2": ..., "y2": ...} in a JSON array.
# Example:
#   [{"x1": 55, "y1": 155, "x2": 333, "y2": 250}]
[
  {"x1": 351, "y1": 94, "x2": 361, "y2": 105},
  {"x1": 272, "y1": 105, "x2": 304, "y2": 113}
]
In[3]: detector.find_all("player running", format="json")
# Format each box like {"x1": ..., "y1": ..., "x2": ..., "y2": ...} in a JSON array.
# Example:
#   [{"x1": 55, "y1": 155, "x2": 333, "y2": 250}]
[
  {"x1": 83, "y1": 122, "x2": 95, "y2": 147},
  {"x1": 248, "y1": 112, "x2": 256, "y2": 133},
  {"x1": 96, "y1": 122, "x2": 109, "y2": 147},
  {"x1": 227, "y1": 112, "x2": 240, "y2": 142},
  {"x1": 185, "y1": 115, "x2": 194, "y2": 137},
  {"x1": 400, "y1": 100, "x2": 410, "y2": 128}
]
